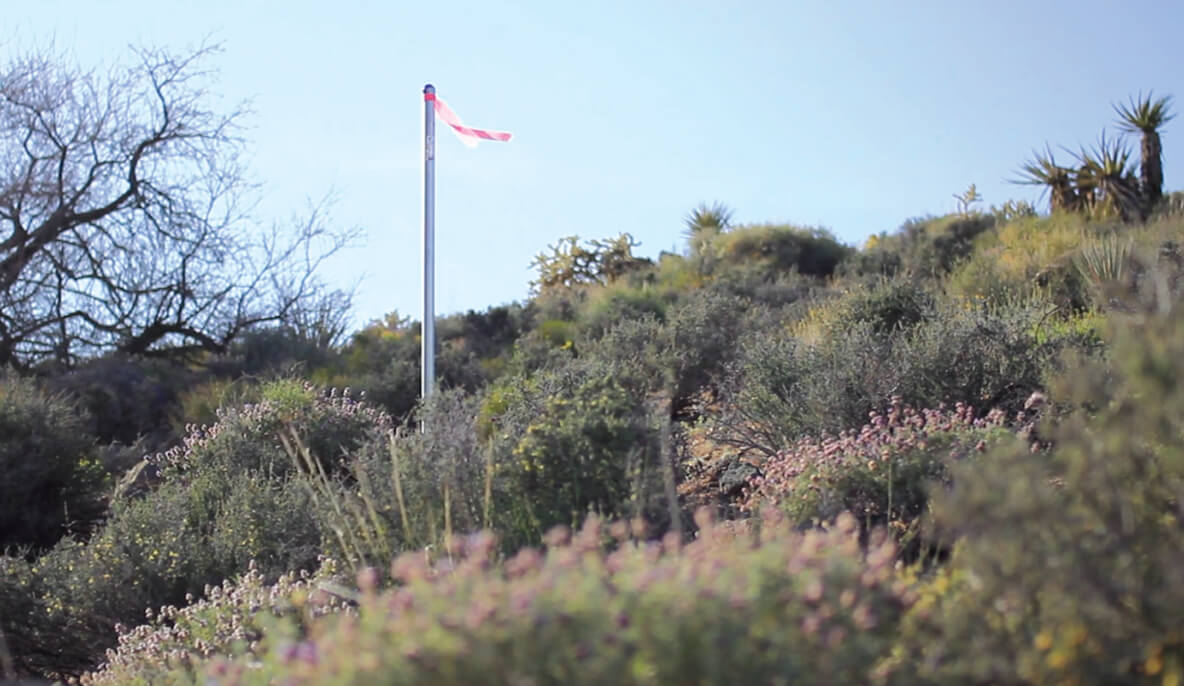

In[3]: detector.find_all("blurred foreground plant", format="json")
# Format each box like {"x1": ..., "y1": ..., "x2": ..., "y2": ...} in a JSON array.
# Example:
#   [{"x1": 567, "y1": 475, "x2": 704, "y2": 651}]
[{"x1": 150, "y1": 511, "x2": 913, "y2": 686}]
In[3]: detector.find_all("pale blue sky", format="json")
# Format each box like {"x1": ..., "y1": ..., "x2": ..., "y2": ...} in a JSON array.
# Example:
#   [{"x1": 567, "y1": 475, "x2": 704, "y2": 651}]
[{"x1": 7, "y1": 1, "x2": 1181, "y2": 328}]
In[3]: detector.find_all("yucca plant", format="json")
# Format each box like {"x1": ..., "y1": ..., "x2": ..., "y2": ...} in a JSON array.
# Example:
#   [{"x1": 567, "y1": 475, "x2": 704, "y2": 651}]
[
  {"x1": 1071, "y1": 132, "x2": 1142, "y2": 221},
  {"x1": 1074, "y1": 234, "x2": 1134, "y2": 290},
  {"x1": 1014, "y1": 146, "x2": 1080, "y2": 213},
  {"x1": 683, "y1": 202, "x2": 733, "y2": 256},
  {"x1": 1114, "y1": 91, "x2": 1174, "y2": 207}
]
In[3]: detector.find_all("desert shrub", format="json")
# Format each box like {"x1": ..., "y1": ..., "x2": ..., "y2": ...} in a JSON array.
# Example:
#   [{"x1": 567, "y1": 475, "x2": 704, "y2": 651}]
[
  {"x1": 155, "y1": 379, "x2": 389, "y2": 480},
  {"x1": 331, "y1": 389, "x2": 492, "y2": 566},
  {"x1": 895, "y1": 302, "x2": 1096, "y2": 417},
  {"x1": 944, "y1": 251, "x2": 1040, "y2": 309},
  {"x1": 708, "y1": 223, "x2": 852, "y2": 279},
  {"x1": 578, "y1": 280, "x2": 670, "y2": 339},
  {"x1": 663, "y1": 290, "x2": 749, "y2": 410},
  {"x1": 985, "y1": 213, "x2": 1096, "y2": 280},
  {"x1": 353, "y1": 358, "x2": 421, "y2": 423},
  {"x1": 791, "y1": 279, "x2": 937, "y2": 345},
  {"x1": 335, "y1": 313, "x2": 422, "y2": 420},
  {"x1": 709, "y1": 259, "x2": 823, "y2": 306},
  {"x1": 0, "y1": 374, "x2": 105, "y2": 554},
  {"x1": 717, "y1": 301, "x2": 1092, "y2": 456},
  {"x1": 12, "y1": 473, "x2": 323, "y2": 678},
  {"x1": 743, "y1": 270, "x2": 822, "y2": 308},
  {"x1": 882, "y1": 309, "x2": 1184, "y2": 685},
  {"x1": 575, "y1": 289, "x2": 755, "y2": 410},
  {"x1": 742, "y1": 399, "x2": 1018, "y2": 554},
  {"x1": 945, "y1": 223, "x2": 1101, "y2": 314},
  {"x1": 837, "y1": 279, "x2": 936, "y2": 334},
  {"x1": 581, "y1": 315, "x2": 670, "y2": 393},
  {"x1": 846, "y1": 214, "x2": 996, "y2": 280},
  {"x1": 536, "y1": 317, "x2": 576, "y2": 348},
  {"x1": 160, "y1": 513, "x2": 911, "y2": 686},
  {"x1": 946, "y1": 212, "x2": 1110, "y2": 312},
  {"x1": 2, "y1": 380, "x2": 392, "y2": 677},
  {"x1": 653, "y1": 251, "x2": 703, "y2": 293},
  {"x1": 716, "y1": 321, "x2": 896, "y2": 454}
]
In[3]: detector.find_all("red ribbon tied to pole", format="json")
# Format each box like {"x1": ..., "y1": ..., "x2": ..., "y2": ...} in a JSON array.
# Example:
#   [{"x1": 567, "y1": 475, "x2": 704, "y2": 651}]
[{"x1": 424, "y1": 92, "x2": 512, "y2": 147}]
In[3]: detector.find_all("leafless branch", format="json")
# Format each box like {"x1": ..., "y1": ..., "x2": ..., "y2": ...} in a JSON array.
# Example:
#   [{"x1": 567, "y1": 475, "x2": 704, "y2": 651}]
[{"x1": 0, "y1": 42, "x2": 355, "y2": 367}]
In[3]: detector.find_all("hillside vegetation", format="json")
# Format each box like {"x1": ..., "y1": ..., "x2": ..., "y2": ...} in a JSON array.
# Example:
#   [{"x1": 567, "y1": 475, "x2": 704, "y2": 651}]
[{"x1": 3, "y1": 81, "x2": 1184, "y2": 685}]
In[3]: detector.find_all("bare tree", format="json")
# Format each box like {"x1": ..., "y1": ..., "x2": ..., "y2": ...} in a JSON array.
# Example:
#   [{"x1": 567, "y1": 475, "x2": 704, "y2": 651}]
[{"x1": 0, "y1": 42, "x2": 355, "y2": 368}]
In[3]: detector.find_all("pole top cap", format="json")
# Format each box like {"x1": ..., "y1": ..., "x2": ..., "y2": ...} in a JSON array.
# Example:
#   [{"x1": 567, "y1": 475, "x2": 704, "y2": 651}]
[{"x1": 423, "y1": 84, "x2": 435, "y2": 94}]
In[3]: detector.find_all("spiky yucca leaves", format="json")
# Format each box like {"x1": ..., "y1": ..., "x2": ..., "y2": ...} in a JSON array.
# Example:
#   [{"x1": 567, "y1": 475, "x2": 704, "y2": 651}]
[
  {"x1": 1014, "y1": 146, "x2": 1079, "y2": 213},
  {"x1": 1074, "y1": 235, "x2": 1134, "y2": 289},
  {"x1": 683, "y1": 202, "x2": 733, "y2": 259},
  {"x1": 1114, "y1": 92, "x2": 1174, "y2": 207},
  {"x1": 1071, "y1": 132, "x2": 1142, "y2": 221},
  {"x1": 683, "y1": 202, "x2": 733, "y2": 237}
]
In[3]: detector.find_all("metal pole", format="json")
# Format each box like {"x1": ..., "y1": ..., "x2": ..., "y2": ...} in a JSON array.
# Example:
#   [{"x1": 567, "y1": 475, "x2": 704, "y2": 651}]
[{"x1": 422, "y1": 84, "x2": 436, "y2": 403}]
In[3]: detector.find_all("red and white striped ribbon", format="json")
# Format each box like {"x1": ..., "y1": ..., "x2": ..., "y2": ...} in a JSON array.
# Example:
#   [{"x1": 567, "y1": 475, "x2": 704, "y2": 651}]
[{"x1": 425, "y1": 92, "x2": 512, "y2": 147}]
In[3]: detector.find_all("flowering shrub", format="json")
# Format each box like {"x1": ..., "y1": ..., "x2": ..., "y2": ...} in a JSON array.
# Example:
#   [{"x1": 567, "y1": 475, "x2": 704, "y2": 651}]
[
  {"x1": 153, "y1": 379, "x2": 391, "y2": 481},
  {"x1": 81, "y1": 559, "x2": 352, "y2": 686},
  {"x1": 742, "y1": 398, "x2": 1018, "y2": 551},
  {"x1": 161, "y1": 511, "x2": 912, "y2": 685}
]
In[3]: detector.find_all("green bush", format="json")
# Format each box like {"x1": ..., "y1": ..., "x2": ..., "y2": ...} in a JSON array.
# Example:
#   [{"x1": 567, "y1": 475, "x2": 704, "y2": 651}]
[
  {"x1": 580, "y1": 316, "x2": 670, "y2": 394},
  {"x1": 0, "y1": 374, "x2": 105, "y2": 554},
  {"x1": 480, "y1": 345, "x2": 675, "y2": 548},
  {"x1": 882, "y1": 309, "x2": 1184, "y2": 685},
  {"x1": 213, "y1": 326, "x2": 342, "y2": 379},
  {"x1": 847, "y1": 214, "x2": 996, "y2": 280},
  {"x1": 150, "y1": 513, "x2": 911, "y2": 686},
  {"x1": 9, "y1": 469, "x2": 322, "y2": 679},
  {"x1": 505, "y1": 372, "x2": 661, "y2": 541}
]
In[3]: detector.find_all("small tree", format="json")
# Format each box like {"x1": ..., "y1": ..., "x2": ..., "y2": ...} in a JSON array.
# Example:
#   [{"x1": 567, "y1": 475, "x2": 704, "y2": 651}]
[
  {"x1": 1071, "y1": 132, "x2": 1143, "y2": 221},
  {"x1": 1114, "y1": 91, "x2": 1174, "y2": 208},
  {"x1": 1014, "y1": 145, "x2": 1080, "y2": 213}
]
